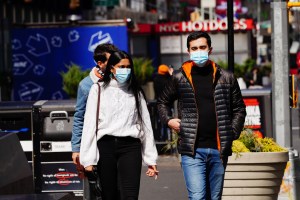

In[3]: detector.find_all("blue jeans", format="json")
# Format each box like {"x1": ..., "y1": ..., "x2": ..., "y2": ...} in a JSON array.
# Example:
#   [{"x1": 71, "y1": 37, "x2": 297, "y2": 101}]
[{"x1": 181, "y1": 148, "x2": 225, "y2": 200}]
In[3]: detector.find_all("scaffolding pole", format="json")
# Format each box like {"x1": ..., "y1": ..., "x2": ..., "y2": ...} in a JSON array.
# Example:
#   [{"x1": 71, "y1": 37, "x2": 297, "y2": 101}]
[{"x1": 271, "y1": 1, "x2": 297, "y2": 199}]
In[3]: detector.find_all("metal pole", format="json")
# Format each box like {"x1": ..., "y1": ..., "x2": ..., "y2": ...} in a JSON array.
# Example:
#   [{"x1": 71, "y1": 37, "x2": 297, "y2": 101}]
[
  {"x1": 257, "y1": 0, "x2": 261, "y2": 64},
  {"x1": 227, "y1": 0, "x2": 234, "y2": 72},
  {"x1": 271, "y1": 1, "x2": 297, "y2": 199},
  {"x1": 271, "y1": 0, "x2": 291, "y2": 154}
]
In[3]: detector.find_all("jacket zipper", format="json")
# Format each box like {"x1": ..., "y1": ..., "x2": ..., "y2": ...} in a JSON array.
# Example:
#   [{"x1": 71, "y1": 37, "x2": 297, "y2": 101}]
[
  {"x1": 213, "y1": 87, "x2": 221, "y2": 151},
  {"x1": 213, "y1": 69, "x2": 221, "y2": 154}
]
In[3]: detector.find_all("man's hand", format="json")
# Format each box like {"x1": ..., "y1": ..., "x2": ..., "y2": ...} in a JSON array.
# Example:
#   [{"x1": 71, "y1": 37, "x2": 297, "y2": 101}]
[
  {"x1": 146, "y1": 165, "x2": 159, "y2": 180},
  {"x1": 168, "y1": 118, "x2": 181, "y2": 133},
  {"x1": 72, "y1": 152, "x2": 80, "y2": 164}
]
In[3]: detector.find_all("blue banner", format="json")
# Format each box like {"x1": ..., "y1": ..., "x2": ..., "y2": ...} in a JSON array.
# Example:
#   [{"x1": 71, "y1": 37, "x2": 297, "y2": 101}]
[{"x1": 11, "y1": 25, "x2": 128, "y2": 100}]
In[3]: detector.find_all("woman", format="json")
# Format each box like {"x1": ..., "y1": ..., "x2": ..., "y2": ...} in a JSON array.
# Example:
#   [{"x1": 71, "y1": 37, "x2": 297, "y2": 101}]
[{"x1": 80, "y1": 50, "x2": 158, "y2": 200}]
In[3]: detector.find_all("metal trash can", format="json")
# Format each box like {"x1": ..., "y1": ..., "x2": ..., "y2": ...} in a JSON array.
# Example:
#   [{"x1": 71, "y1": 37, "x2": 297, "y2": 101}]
[
  {"x1": 0, "y1": 101, "x2": 35, "y2": 166},
  {"x1": 241, "y1": 88, "x2": 273, "y2": 138},
  {"x1": 32, "y1": 100, "x2": 83, "y2": 198}
]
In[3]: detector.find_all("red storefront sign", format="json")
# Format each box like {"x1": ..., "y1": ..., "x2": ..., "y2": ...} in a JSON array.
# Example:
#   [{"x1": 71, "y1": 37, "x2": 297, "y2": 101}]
[
  {"x1": 155, "y1": 19, "x2": 254, "y2": 33},
  {"x1": 133, "y1": 19, "x2": 254, "y2": 34}
]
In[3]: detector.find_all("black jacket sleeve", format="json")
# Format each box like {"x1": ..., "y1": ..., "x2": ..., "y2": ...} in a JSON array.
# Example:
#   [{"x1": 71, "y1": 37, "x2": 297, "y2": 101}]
[
  {"x1": 157, "y1": 73, "x2": 179, "y2": 124},
  {"x1": 231, "y1": 77, "x2": 246, "y2": 140}
]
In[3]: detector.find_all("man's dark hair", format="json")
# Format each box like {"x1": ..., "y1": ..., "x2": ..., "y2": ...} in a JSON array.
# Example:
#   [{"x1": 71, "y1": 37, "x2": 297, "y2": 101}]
[
  {"x1": 93, "y1": 43, "x2": 119, "y2": 62},
  {"x1": 187, "y1": 31, "x2": 211, "y2": 49}
]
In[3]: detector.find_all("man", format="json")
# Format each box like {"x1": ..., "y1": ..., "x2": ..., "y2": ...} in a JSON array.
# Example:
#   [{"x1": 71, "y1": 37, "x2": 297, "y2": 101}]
[
  {"x1": 71, "y1": 43, "x2": 118, "y2": 163},
  {"x1": 153, "y1": 64, "x2": 173, "y2": 99},
  {"x1": 157, "y1": 31, "x2": 246, "y2": 200},
  {"x1": 153, "y1": 64, "x2": 173, "y2": 141},
  {"x1": 244, "y1": 66, "x2": 263, "y2": 89}
]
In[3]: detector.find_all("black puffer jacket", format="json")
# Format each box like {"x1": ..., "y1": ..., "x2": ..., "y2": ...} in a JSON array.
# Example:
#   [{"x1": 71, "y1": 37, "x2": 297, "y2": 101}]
[{"x1": 157, "y1": 61, "x2": 246, "y2": 156}]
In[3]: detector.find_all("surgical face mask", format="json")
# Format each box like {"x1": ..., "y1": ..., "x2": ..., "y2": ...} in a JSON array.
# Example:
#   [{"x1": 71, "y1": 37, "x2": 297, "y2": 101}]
[
  {"x1": 190, "y1": 51, "x2": 209, "y2": 67},
  {"x1": 114, "y1": 68, "x2": 131, "y2": 83},
  {"x1": 95, "y1": 60, "x2": 106, "y2": 77}
]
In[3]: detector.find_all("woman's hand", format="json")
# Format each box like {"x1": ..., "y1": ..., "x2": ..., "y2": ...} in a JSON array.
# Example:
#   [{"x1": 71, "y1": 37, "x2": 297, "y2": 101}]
[
  {"x1": 146, "y1": 165, "x2": 159, "y2": 180},
  {"x1": 85, "y1": 165, "x2": 93, "y2": 172}
]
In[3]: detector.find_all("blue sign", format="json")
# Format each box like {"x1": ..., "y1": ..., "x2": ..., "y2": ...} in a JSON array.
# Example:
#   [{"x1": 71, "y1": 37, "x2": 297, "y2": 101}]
[{"x1": 11, "y1": 25, "x2": 128, "y2": 100}]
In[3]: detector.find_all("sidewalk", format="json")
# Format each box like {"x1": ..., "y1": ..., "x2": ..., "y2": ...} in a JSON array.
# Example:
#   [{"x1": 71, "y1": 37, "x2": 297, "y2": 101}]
[{"x1": 155, "y1": 155, "x2": 181, "y2": 167}]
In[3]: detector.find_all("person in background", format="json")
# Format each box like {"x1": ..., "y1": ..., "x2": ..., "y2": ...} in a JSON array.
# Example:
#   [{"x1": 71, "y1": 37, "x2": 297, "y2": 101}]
[
  {"x1": 80, "y1": 50, "x2": 158, "y2": 200},
  {"x1": 157, "y1": 31, "x2": 246, "y2": 200},
  {"x1": 153, "y1": 64, "x2": 173, "y2": 141},
  {"x1": 244, "y1": 66, "x2": 263, "y2": 89},
  {"x1": 153, "y1": 64, "x2": 173, "y2": 99}
]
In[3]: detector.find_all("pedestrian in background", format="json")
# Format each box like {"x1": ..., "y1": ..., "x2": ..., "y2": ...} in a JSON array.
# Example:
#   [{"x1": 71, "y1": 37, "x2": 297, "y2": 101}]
[
  {"x1": 80, "y1": 50, "x2": 158, "y2": 200},
  {"x1": 244, "y1": 66, "x2": 263, "y2": 89},
  {"x1": 153, "y1": 64, "x2": 173, "y2": 99},
  {"x1": 153, "y1": 64, "x2": 173, "y2": 141},
  {"x1": 157, "y1": 31, "x2": 246, "y2": 200}
]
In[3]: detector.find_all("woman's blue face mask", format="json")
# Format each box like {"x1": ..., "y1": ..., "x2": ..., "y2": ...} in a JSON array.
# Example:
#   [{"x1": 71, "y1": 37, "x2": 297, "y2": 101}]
[
  {"x1": 114, "y1": 68, "x2": 131, "y2": 83},
  {"x1": 190, "y1": 51, "x2": 209, "y2": 67}
]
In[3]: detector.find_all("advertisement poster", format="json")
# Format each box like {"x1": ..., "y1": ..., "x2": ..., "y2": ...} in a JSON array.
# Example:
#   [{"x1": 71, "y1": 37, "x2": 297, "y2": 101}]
[
  {"x1": 41, "y1": 162, "x2": 82, "y2": 192},
  {"x1": 243, "y1": 98, "x2": 264, "y2": 137},
  {"x1": 11, "y1": 25, "x2": 128, "y2": 100}
]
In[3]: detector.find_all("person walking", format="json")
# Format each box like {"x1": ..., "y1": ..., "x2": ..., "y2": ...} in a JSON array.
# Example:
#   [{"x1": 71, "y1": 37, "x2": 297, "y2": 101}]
[
  {"x1": 153, "y1": 64, "x2": 173, "y2": 141},
  {"x1": 71, "y1": 43, "x2": 118, "y2": 199},
  {"x1": 157, "y1": 31, "x2": 246, "y2": 200},
  {"x1": 80, "y1": 50, "x2": 158, "y2": 200},
  {"x1": 71, "y1": 43, "x2": 119, "y2": 162}
]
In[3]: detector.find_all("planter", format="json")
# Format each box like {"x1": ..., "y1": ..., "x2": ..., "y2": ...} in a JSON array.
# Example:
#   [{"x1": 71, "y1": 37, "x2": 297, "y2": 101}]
[
  {"x1": 223, "y1": 152, "x2": 288, "y2": 200},
  {"x1": 141, "y1": 81, "x2": 155, "y2": 100}
]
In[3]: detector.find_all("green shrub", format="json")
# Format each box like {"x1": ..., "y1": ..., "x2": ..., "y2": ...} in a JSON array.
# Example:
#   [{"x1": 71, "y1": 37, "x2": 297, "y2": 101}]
[
  {"x1": 217, "y1": 58, "x2": 256, "y2": 78},
  {"x1": 60, "y1": 62, "x2": 89, "y2": 98},
  {"x1": 232, "y1": 129, "x2": 287, "y2": 153},
  {"x1": 133, "y1": 57, "x2": 154, "y2": 85}
]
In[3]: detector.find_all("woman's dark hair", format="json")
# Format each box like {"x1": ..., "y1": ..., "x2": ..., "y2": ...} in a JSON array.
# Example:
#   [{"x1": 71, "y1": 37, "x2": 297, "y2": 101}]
[
  {"x1": 103, "y1": 50, "x2": 146, "y2": 126},
  {"x1": 187, "y1": 31, "x2": 211, "y2": 49}
]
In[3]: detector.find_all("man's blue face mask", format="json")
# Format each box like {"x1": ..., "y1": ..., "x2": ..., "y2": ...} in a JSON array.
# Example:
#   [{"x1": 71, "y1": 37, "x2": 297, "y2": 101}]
[
  {"x1": 96, "y1": 66, "x2": 105, "y2": 77},
  {"x1": 190, "y1": 51, "x2": 209, "y2": 67},
  {"x1": 114, "y1": 68, "x2": 131, "y2": 83}
]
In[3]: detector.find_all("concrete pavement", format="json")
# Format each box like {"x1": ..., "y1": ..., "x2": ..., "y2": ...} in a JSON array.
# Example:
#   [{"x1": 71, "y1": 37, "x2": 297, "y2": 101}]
[{"x1": 139, "y1": 155, "x2": 187, "y2": 200}]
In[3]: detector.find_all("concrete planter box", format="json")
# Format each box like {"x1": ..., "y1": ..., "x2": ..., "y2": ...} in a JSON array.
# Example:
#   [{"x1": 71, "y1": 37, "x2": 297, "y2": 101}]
[{"x1": 223, "y1": 152, "x2": 288, "y2": 200}]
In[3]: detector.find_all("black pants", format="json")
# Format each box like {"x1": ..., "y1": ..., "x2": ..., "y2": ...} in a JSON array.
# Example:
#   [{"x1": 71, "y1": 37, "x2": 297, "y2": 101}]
[{"x1": 97, "y1": 135, "x2": 142, "y2": 200}]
